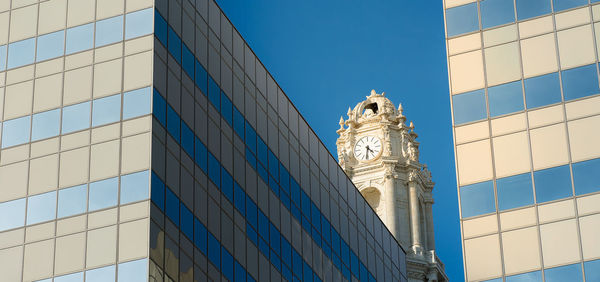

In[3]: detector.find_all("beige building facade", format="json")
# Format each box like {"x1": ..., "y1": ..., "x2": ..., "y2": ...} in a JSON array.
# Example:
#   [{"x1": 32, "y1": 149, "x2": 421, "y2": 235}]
[
  {"x1": 443, "y1": 0, "x2": 600, "y2": 281},
  {"x1": 336, "y1": 91, "x2": 447, "y2": 282}
]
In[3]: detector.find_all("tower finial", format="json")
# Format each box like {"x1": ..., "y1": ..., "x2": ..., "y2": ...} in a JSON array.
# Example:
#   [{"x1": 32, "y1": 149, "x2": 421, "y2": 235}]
[
  {"x1": 409, "y1": 121, "x2": 414, "y2": 130},
  {"x1": 338, "y1": 116, "x2": 345, "y2": 130},
  {"x1": 398, "y1": 103, "x2": 403, "y2": 114},
  {"x1": 371, "y1": 89, "x2": 376, "y2": 96},
  {"x1": 347, "y1": 107, "x2": 352, "y2": 117}
]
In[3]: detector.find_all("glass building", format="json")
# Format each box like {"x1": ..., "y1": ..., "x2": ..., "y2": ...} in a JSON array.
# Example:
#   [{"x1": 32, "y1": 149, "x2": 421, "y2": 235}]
[
  {"x1": 443, "y1": 0, "x2": 600, "y2": 281},
  {"x1": 0, "y1": 0, "x2": 408, "y2": 281}
]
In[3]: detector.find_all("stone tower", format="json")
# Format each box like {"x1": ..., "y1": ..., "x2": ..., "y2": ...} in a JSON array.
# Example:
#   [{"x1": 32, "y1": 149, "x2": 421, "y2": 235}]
[{"x1": 336, "y1": 90, "x2": 448, "y2": 282}]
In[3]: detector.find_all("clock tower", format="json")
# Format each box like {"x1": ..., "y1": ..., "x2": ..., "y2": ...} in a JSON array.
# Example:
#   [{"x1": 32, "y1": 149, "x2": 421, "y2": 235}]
[{"x1": 336, "y1": 90, "x2": 447, "y2": 282}]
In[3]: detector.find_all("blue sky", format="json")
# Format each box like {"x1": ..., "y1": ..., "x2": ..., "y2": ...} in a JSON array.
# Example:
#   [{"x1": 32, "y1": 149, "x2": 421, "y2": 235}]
[{"x1": 218, "y1": 1, "x2": 463, "y2": 280}]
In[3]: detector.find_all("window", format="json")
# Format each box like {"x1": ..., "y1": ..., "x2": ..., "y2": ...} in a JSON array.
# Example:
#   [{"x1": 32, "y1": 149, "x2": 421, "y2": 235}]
[
  {"x1": 27, "y1": 191, "x2": 57, "y2": 225},
  {"x1": 154, "y1": 10, "x2": 167, "y2": 45},
  {"x1": 89, "y1": 177, "x2": 119, "y2": 211},
  {"x1": 195, "y1": 137, "x2": 208, "y2": 172},
  {"x1": 516, "y1": 0, "x2": 551, "y2": 20},
  {"x1": 2, "y1": 116, "x2": 31, "y2": 148},
  {"x1": 561, "y1": 64, "x2": 599, "y2": 101},
  {"x1": 85, "y1": 265, "x2": 116, "y2": 282},
  {"x1": 95, "y1": 15, "x2": 124, "y2": 47},
  {"x1": 208, "y1": 232, "x2": 220, "y2": 269},
  {"x1": 234, "y1": 182, "x2": 245, "y2": 215},
  {"x1": 221, "y1": 168, "x2": 234, "y2": 202},
  {"x1": 182, "y1": 44, "x2": 194, "y2": 79},
  {"x1": 166, "y1": 105, "x2": 180, "y2": 142},
  {"x1": 151, "y1": 172, "x2": 165, "y2": 211},
  {"x1": 194, "y1": 218, "x2": 207, "y2": 254},
  {"x1": 66, "y1": 23, "x2": 94, "y2": 54},
  {"x1": 497, "y1": 173, "x2": 534, "y2": 211},
  {"x1": 553, "y1": 0, "x2": 587, "y2": 12},
  {"x1": 123, "y1": 87, "x2": 151, "y2": 120},
  {"x1": 488, "y1": 80, "x2": 524, "y2": 117},
  {"x1": 460, "y1": 181, "x2": 495, "y2": 218},
  {"x1": 62, "y1": 102, "x2": 91, "y2": 134},
  {"x1": 585, "y1": 259, "x2": 600, "y2": 282},
  {"x1": 545, "y1": 263, "x2": 583, "y2": 282},
  {"x1": 118, "y1": 259, "x2": 147, "y2": 282},
  {"x1": 180, "y1": 203, "x2": 193, "y2": 240},
  {"x1": 221, "y1": 92, "x2": 233, "y2": 126},
  {"x1": 152, "y1": 89, "x2": 166, "y2": 126},
  {"x1": 120, "y1": 170, "x2": 149, "y2": 204},
  {"x1": 445, "y1": 3, "x2": 479, "y2": 37},
  {"x1": 208, "y1": 76, "x2": 220, "y2": 109},
  {"x1": 480, "y1": 0, "x2": 515, "y2": 29},
  {"x1": 32, "y1": 109, "x2": 61, "y2": 141},
  {"x1": 534, "y1": 165, "x2": 572, "y2": 203},
  {"x1": 195, "y1": 61, "x2": 208, "y2": 95},
  {"x1": 7, "y1": 37, "x2": 35, "y2": 69},
  {"x1": 168, "y1": 26, "x2": 181, "y2": 63},
  {"x1": 58, "y1": 184, "x2": 87, "y2": 218},
  {"x1": 54, "y1": 272, "x2": 84, "y2": 282},
  {"x1": 208, "y1": 153, "x2": 221, "y2": 187},
  {"x1": 233, "y1": 107, "x2": 244, "y2": 139},
  {"x1": 572, "y1": 158, "x2": 600, "y2": 195},
  {"x1": 524, "y1": 72, "x2": 562, "y2": 109},
  {"x1": 181, "y1": 122, "x2": 194, "y2": 157},
  {"x1": 0, "y1": 45, "x2": 6, "y2": 70},
  {"x1": 92, "y1": 94, "x2": 121, "y2": 127},
  {"x1": 0, "y1": 198, "x2": 25, "y2": 231},
  {"x1": 245, "y1": 122, "x2": 257, "y2": 153},
  {"x1": 246, "y1": 195, "x2": 258, "y2": 228},
  {"x1": 221, "y1": 247, "x2": 234, "y2": 281},
  {"x1": 452, "y1": 89, "x2": 487, "y2": 125},
  {"x1": 37, "y1": 31, "x2": 65, "y2": 62},
  {"x1": 125, "y1": 8, "x2": 153, "y2": 40},
  {"x1": 165, "y1": 187, "x2": 179, "y2": 225}
]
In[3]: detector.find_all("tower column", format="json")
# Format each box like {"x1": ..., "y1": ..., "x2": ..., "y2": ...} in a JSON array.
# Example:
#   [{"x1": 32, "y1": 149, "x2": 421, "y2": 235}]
[
  {"x1": 384, "y1": 172, "x2": 398, "y2": 237},
  {"x1": 408, "y1": 171, "x2": 422, "y2": 255},
  {"x1": 425, "y1": 201, "x2": 435, "y2": 251}
]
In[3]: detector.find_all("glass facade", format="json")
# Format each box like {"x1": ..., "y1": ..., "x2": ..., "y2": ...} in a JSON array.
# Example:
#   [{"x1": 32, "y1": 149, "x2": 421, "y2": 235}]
[
  {"x1": 0, "y1": 0, "x2": 407, "y2": 281},
  {"x1": 444, "y1": 0, "x2": 600, "y2": 281}
]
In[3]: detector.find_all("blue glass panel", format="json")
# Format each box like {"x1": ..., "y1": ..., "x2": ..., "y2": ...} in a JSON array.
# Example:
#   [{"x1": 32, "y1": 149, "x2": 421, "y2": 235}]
[
  {"x1": 208, "y1": 153, "x2": 221, "y2": 187},
  {"x1": 460, "y1": 180, "x2": 495, "y2": 218},
  {"x1": 271, "y1": 249, "x2": 281, "y2": 270},
  {"x1": 151, "y1": 172, "x2": 165, "y2": 210},
  {"x1": 246, "y1": 195, "x2": 257, "y2": 227},
  {"x1": 281, "y1": 238, "x2": 291, "y2": 266},
  {"x1": 524, "y1": 72, "x2": 562, "y2": 109},
  {"x1": 222, "y1": 247, "x2": 234, "y2": 281},
  {"x1": 125, "y1": 8, "x2": 153, "y2": 39},
  {"x1": 208, "y1": 76, "x2": 220, "y2": 109},
  {"x1": 257, "y1": 137, "x2": 268, "y2": 166},
  {"x1": 311, "y1": 202, "x2": 321, "y2": 232},
  {"x1": 245, "y1": 122, "x2": 257, "y2": 152},
  {"x1": 195, "y1": 137, "x2": 208, "y2": 172},
  {"x1": 152, "y1": 89, "x2": 166, "y2": 126},
  {"x1": 55, "y1": 272, "x2": 83, "y2": 282},
  {"x1": 86, "y1": 265, "x2": 115, "y2": 282},
  {"x1": 2, "y1": 115, "x2": 31, "y2": 148},
  {"x1": 58, "y1": 184, "x2": 87, "y2": 218},
  {"x1": 7, "y1": 37, "x2": 35, "y2": 69},
  {"x1": 445, "y1": 3, "x2": 479, "y2": 37},
  {"x1": 481, "y1": 0, "x2": 515, "y2": 29},
  {"x1": 89, "y1": 177, "x2": 119, "y2": 211},
  {"x1": 32, "y1": 109, "x2": 60, "y2": 141},
  {"x1": 483, "y1": 279, "x2": 502, "y2": 282},
  {"x1": 182, "y1": 43, "x2": 194, "y2": 79},
  {"x1": 235, "y1": 261, "x2": 247, "y2": 282},
  {"x1": 123, "y1": 87, "x2": 151, "y2": 120},
  {"x1": 234, "y1": 182, "x2": 245, "y2": 215},
  {"x1": 292, "y1": 248, "x2": 302, "y2": 277},
  {"x1": 181, "y1": 121, "x2": 194, "y2": 157},
  {"x1": 180, "y1": 203, "x2": 193, "y2": 239},
  {"x1": 167, "y1": 26, "x2": 181, "y2": 63},
  {"x1": 221, "y1": 92, "x2": 233, "y2": 126},
  {"x1": 0, "y1": 198, "x2": 26, "y2": 231},
  {"x1": 154, "y1": 10, "x2": 167, "y2": 45},
  {"x1": 0, "y1": 45, "x2": 6, "y2": 70},
  {"x1": 37, "y1": 30, "x2": 65, "y2": 62},
  {"x1": 165, "y1": 187, "x2": 179, "y2": 225},
  {"x1": 585, "y1": 259, "x2": 600, "y2": 282},
  {"x1": 62, "y1": 101, "x2": 91, "y2": 134},
  {"x1": 280, "y1": 165, "x2": 290, "y2": 193},
  {"x1": 291, "y1": 179, "x2": 301, "y2": 206},
  {"x1": 553, "y1": 0, "x2": 587, "y2": 12},
  {"x1": 488, "y1": 80, "x2": 524, "y2": 117},
  {"x1": 545, "y1": 263, "x2": 583, "y2": 282},
  {"x1": 562, "y1": 64, "x2": 600, "y2": 101},
  {"x1": 96, "y1": 15, "x2": 123, "y2": 47},
  {"x1": 350, "y1": 251, "x2": 359, "y2": 276},
  {"x1": 233, "y1": 107, "x2": 244, "y2": 138},
  {"x1": 258, "y1": 209, "x2": 269, "y2": 239},
  {"x1": 208, "y1": 232, "x2": 220, "y2": 269},
  {"x1": 194, "y1": 218, "x2": 207, "y2": 254},
  {"x1": 268, "y1": 150, "x2": 279, "y2": 181},
  {"x1": 221, "y1": 168, "x2": 234, "y2": 202},
  {"x1": 303, "y1": 261, "x2": 313, "y2": 282},
  {"x1": 166, "y1": 105, "x2": 180, "y2": 142},
  {"x1": 301, "y1": 190, "x2": 311, "y2": 217},
  {"x1": 497, "y1": 173, "x2": 534, "y2": 211},
  {"x1": 118, "y1": 259, "x2": 147, "y2": 282},
  {"x1": 452, "y1": 89, "x2": 487, "y2": 124},
  {"x1": 247, "y1": 223, "x2": 258, "y2": 244},
  {"x1": 66, "y1": 23, "x2": 94, "y2": 54},
  {"x1": 27, "y1": 191, "x2": 57, "y2": 224},
  {"x1": 516, "y1": 0, "x2": 551, "y2": 20},
  {"x1": 534, "y1": 165, "x2": 572, "y2": 203},
  {"x1": 340, "y1": 240, "x2": 350, "y2": 265},
  {"x1": 195, "y1": 60, "x2": 208, "y2": 95},
  {"x1": 573, "y1": 158, "x2": 600, "y2": 195},
  {"x1": 121, "y1": 170, "x2": 149, "y2": 204},
  {"x1": 321, "y1": 217, "x2": 331, "y2": 243},
  {"x1": 270, "y1": 223, "x2": 281, "y2": 254},
  {"x1": 92, "y1": 94, "x2": 121, "y2": 127}
]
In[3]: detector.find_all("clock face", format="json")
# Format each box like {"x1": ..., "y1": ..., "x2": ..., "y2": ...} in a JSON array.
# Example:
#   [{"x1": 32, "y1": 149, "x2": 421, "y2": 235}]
[{"x1": 353, "y1": 136, "x2": 382, "y2": 161}]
